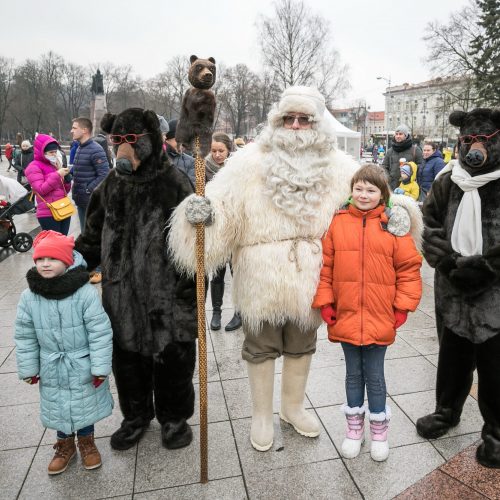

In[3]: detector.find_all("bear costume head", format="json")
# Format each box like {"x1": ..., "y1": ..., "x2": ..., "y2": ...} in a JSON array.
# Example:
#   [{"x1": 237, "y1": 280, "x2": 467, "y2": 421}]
[
  {"x1": 188, "y1": 55, "x2": 216, "y2": 89},
  {"x1": 101, "y1": 108, "x2": 163, "y2": 176},
  {"x1": 450, "y1": 108, "x2": 500, "y2": 175}
]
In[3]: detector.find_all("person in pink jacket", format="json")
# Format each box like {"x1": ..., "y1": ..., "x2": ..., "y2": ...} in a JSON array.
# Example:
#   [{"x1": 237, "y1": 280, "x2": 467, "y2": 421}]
[{"x1": 25, "y1": 134, "x2": 72, "y2": 235}]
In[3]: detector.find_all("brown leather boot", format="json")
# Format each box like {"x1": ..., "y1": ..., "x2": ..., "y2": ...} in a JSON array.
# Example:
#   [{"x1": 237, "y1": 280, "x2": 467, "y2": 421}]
[
  {"x1": 48, "y1": 436, "x2": 76, "y2": 475},
  {"x1": 77, "y1": 434, "x2": 102, "y2": 470}
]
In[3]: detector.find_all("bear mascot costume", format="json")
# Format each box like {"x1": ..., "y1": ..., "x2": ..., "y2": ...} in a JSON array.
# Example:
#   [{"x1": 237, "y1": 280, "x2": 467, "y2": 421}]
[
  {"x1": 416, "y1": 108, "x2": 500, "y2": 468},
  {"x1": 75, "y1": 108, "x2": 198, "y2": 451}
]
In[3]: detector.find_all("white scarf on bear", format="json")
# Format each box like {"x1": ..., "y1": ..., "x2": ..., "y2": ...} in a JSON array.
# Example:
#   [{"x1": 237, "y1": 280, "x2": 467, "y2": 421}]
[{"x1": 450, "y1": 162, "x2": 500, "y2": 256}]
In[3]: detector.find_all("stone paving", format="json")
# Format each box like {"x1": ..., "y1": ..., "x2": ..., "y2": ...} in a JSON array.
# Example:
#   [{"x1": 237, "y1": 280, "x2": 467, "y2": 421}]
[{"x1": 0, "y1": 167, "x2": 493, "y2": 499}]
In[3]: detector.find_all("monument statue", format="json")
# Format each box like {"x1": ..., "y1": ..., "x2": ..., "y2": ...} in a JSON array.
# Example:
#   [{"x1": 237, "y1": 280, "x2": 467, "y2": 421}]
[{"x1": 91, "y1": 69, "x2": 104, "y2": 95}]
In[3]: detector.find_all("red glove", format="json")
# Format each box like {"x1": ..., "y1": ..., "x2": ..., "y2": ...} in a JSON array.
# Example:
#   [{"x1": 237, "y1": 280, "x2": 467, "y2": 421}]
[
  {"x1": 320, "y1": 305, "x2": 337, "y2": 326},
  {"x1": 23, "y1": 375, "x2": 40, "y2": 385},
  {"x1": 92, "y1": 376, "x2": 106, "y2": 388},
  {"x1": 394, "y1": 309, "x2": 408, "y2": 329}
]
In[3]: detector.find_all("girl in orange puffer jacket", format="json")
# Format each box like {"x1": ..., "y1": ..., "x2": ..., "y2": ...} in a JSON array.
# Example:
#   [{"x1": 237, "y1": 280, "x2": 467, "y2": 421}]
[{"x1": 313, "y1": 164, "x2": 422, "y2": 462}]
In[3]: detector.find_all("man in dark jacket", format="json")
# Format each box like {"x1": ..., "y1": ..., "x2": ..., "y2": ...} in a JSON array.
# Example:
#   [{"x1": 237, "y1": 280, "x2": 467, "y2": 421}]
[
  {"x1": 71, "y1": 117, "x2": 109, "y2": 284},
  {"x1": 165, "y1": 119, "x2": 195, "y2": 185},
  {"x1": 417, "y1": 142, "x2": 445, "y2": 197},
  {"x1": 92, "y1": 131, "x2": 113, "y2": 168},
  {"x1": 383, "y1": 124, "x2": 423, "y2": 190}
]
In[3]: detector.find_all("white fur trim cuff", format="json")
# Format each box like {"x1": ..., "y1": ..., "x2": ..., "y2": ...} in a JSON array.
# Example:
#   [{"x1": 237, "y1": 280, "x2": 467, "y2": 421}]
[
  {"x1": 341, "y1": 403, "x2": 366, "y2": 416},
  {"x1": 367, "y1": 406, "x2": 391, "y2": 422}
]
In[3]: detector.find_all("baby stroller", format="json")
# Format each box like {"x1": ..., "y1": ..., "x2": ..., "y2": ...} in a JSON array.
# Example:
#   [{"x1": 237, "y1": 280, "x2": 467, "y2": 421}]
[{"x1": 0, "y1": 192, "x2": 34, "y2": 252}]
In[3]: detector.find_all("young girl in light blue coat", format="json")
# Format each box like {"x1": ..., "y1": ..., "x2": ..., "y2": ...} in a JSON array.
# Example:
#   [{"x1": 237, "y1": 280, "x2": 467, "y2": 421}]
[{"x1": 15, "y1": 230, "x2": 113, "y2": 475}]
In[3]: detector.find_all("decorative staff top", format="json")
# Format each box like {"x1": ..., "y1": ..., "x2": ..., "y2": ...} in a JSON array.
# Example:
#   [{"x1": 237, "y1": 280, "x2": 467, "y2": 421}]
[{"x1": 175, "y1": 55, "x2": 216, "y2": 158}]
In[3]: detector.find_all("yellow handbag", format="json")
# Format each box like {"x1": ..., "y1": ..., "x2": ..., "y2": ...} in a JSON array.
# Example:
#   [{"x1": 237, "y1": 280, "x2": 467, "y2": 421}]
[{"x1": 34, "y1": 179, "x2": 75, "y2": 221}]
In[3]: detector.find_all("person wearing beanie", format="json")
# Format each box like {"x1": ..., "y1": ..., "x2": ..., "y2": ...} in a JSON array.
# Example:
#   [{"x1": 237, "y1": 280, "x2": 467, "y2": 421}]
[
  {"x1": 24, "y1": 134, "x2": 73, "y2": 235},
  {"x1": 383, "y1": 123, "x2": 423, "y2": 190},
  {"x1": 13, "y1": 140, "x2": 34, "y2": 185},
  {"x1": 169, "y1": 85, "x2": 422, "y2": 453},
  {"x1": 15, "y1": 230, "x2": 114, "y2": 475},
  {"x1": 394, "y1": 162, "x2": 420, "y2": 201},
  {"x1": 164, "y1": 118, "x2": 195, "y2": 185}
]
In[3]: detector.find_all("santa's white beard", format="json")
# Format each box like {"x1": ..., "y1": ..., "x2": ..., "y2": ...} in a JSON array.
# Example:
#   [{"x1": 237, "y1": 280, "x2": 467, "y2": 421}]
[{"x1": 262, "y1": 128, "x2": 334, "y2": 226}]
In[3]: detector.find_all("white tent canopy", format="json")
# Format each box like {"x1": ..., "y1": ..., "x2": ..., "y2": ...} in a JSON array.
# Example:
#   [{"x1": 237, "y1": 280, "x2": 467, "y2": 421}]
[{"x1": 324, "y1": 110, "x2": 361, "y2": 161}]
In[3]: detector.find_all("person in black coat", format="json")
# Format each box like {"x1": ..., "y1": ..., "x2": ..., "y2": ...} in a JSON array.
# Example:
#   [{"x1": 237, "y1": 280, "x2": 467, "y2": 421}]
[
  {"x1": 383, "y1": 124, "x2": 423, "y2": 190},
  {"x1": 75, "y1": 108, "x2": 198, "y2": 451},
  {"x1": 13, "y1": 140, "x2": 34, "y2": 185}
]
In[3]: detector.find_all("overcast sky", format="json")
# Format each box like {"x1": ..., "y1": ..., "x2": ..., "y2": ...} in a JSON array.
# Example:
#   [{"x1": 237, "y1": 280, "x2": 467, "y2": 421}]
[{"x1": 1, "y1": 0, "x2": 470, "y2": 111}]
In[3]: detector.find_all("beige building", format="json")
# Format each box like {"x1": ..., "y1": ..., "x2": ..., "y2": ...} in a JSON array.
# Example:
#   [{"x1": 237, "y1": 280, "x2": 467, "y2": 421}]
[{"x1": 381, "y1": 77, "x2": 473, "y2": 144}]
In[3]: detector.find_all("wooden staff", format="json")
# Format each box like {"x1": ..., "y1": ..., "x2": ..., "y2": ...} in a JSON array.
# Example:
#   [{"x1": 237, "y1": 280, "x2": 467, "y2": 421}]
[{"x1": 194, "y1": 136, "x2": 208, "y2": 483}]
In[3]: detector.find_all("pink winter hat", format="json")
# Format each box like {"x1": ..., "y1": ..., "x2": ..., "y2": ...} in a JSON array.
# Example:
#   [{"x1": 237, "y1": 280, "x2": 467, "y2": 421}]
[{"x1": 33, "y1": 230, "x2": 74, "y2": 266}]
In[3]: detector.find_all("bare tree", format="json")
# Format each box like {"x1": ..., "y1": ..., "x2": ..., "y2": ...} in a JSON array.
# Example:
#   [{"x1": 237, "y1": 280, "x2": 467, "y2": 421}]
[
  {"x1": 257, "y1": 0, "x2": 350, "y2": 104},
  {"x1": 423, "y1": 1, "x2": 480, "y2": 77},
  {"x1": 218, "y1": 64, "x2": 259, "y2": 137},
  {"x1": 59, "y1": 62, "x2": 91, "y2": 121},
  {"x1": 12, "y1": 59, "x2": 47, "y2": 136},
  {"x1": 251, "y1": 71, "x2": 281, "y2": 126},
  {"x1": 0, "y1": 57, "x2": 16, "y2": 140}
]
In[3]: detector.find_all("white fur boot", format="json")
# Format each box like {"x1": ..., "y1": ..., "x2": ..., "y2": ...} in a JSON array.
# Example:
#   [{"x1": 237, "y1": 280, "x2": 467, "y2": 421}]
[
  {"x1": 247, "y1": 359, "x2": 275, "y2": 451},
  {"x1": 369, "y1": 406, "x2": 391, "y2": 462},
  {"x1": 340, "y1": 404, "x2": 366, "y2": 459},
  {"x1": 279, "y1": 354, "x2": 320, "y2": 438}
]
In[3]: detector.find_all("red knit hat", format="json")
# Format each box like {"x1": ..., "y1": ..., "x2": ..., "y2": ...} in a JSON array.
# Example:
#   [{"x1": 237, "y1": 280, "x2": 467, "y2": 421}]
[{"x1": 33, "y1": 230, "x2": 75, "y2": 266}]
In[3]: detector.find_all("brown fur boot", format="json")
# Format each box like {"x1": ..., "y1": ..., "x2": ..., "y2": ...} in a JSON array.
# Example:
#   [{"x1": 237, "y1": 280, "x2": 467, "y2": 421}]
[
  {"x1": 77, "y1": 434, "x2": 102, "y2": 470},
  {"x1": 48, "y1": 436, "x2": 76, "y2": 475}
]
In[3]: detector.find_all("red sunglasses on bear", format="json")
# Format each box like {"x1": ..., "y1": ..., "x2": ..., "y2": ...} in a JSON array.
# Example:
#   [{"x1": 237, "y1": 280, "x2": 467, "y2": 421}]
[
  {"x1": 109, "y1": 133, "x2": 150, "y2": 145},
  {"x1": 459, "y1": 129, "x2": 500, "y2": 145}
]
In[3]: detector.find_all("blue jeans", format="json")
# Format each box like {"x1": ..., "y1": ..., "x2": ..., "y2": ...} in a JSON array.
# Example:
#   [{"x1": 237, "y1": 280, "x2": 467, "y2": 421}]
[
  {"x1": 38, "y1": 216, "x2": 71, "y2": 235},
  {"x1": 57, "y1": 424, "x2": 94, "y2": 439},
  {"x1": 77, "y1": 205, "x2": 101, "y2": 273},
  {"x1": 341, "y1": 342, "x2": 387, "y2": 413}
]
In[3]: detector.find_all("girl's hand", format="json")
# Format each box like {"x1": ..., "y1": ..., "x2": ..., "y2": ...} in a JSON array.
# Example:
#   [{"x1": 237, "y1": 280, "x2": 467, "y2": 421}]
[
  {"x1": 23, "y1": 375, "x2": 40, "y2": 385},
  {"x1": 394, "y1": 309, "x2": 408, "y2": 329},
  {"x1": 92, "y1": 376, "x2": 106, "y2": 388},
  {"x1": 321, "y1": 305, "x2": 337, "y2": 326},
  {"x1": 58, "y1": 167, "x2": 70, "y2": 178}
]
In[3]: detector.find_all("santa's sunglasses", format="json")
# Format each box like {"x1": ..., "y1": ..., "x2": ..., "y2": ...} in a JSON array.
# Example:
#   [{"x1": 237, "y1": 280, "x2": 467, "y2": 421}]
[
  {"x1": 459, "y1": 129, "x2": 500, "y2": 145},
  {"x1": 283, "y1": 115, "x2": 313, "y2": 126},
  {"x1": 109, "y1": 133, "x2": 150, "y2": 145}
]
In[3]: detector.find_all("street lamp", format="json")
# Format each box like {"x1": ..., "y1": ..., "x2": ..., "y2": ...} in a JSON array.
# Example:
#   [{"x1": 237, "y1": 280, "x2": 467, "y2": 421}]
[{"x1": 377, "y1": 76, "x2": 391, "y2": 150}]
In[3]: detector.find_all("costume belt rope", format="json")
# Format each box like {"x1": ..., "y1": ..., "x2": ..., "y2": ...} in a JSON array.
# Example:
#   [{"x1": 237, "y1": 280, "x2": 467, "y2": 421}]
[{"x1": 244, "y1": 236, "x2": 321, "y2": 272}]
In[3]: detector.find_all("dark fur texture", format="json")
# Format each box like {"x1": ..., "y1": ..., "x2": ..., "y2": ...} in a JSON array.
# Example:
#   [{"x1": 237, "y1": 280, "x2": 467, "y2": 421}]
[
  {"x1": 175, "y1": 55, "x2": 216, "y2": 158},
  {"x1": 112, "y1": 340, "x2": 196, "y2": 424},
  {"x1": 420, "y1": 108, "x2": 500, "y2": 467},
  {"x1": 26, "y1": 266, "x2": 89, "y2": 299},
  {"x1": 75, "y1": 108, "x2": 198, "y2": 354}
]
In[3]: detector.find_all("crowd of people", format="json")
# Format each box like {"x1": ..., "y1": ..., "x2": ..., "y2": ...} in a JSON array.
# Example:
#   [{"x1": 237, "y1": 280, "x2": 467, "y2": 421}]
[
  {"x1": 366, "y1": 124, "x2": 451, "y2": 203},
  {"x1": 4, "y1": 86, "x2": 499, "y2": 478}
]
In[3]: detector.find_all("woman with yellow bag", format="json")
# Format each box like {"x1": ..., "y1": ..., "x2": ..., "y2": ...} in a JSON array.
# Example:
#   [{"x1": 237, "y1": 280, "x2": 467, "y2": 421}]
[{"x1": 25, "y1": 135, "x2": 74, "y2": 235}]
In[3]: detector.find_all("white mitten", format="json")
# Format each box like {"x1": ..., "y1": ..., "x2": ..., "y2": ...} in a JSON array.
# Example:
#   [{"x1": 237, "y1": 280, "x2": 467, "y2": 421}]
[
  {"x1": 185, "y1": 195, "x2": 214, "y2": 226},
  {"x1": 387, "y1": 205, "x2": 410, "y2": 237}
]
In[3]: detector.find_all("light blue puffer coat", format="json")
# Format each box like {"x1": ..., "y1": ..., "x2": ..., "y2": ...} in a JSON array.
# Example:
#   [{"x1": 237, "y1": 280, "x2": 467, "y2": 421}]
[{"x1": 15, "y1": 251, "x2": 114, "y2": 434}]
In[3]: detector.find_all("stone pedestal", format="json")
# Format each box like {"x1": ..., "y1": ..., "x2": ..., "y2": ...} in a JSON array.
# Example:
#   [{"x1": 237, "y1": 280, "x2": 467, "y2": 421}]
[{"x1": 90, "y1": 94, "x2": 107, "y2": 134}]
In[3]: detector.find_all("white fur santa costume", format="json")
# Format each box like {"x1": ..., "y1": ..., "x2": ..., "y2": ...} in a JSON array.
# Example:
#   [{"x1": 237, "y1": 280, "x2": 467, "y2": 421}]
[{"x1": 168, "y1": 86, "x2": 421, "y2": 451}]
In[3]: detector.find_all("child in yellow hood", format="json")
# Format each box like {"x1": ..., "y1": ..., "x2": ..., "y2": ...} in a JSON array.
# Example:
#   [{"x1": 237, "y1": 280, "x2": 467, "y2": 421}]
[{"x1": 394, "y1": 162, "x2": 419, "y2": 201}]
